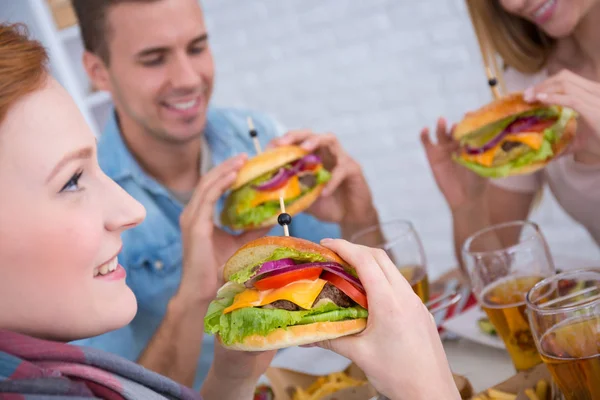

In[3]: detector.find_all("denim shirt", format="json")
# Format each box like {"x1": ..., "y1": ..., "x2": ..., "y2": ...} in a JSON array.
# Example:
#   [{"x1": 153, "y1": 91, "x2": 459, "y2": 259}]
[{"x1": 71, "y1": 107, "x2": 341, "y2": 389}]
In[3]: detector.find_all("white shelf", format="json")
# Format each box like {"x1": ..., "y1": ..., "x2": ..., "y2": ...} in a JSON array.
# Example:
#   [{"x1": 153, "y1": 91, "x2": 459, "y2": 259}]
[
  {"x1": 58, "y1": 24, "x2": 80, "y2": 42},
  {"x1": 86, "y1": 91, "x2": 112, "y2": 108}
]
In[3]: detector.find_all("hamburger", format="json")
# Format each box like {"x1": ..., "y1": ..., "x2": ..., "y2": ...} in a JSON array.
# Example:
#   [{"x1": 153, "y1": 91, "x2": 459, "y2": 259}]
[
  {"x1": 220, "y1": 145, "x2": 331, "y2": 230},
  {"x1": 453, "y1": 93, "x2": 577, "y2": 178},
  {"x1": 204, "y1": 236, "x2": 368, "y2": 351}
]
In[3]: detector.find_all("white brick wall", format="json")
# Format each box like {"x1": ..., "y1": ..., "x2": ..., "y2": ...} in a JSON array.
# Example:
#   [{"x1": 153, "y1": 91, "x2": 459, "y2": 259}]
[{"x1": 205, "y1": 0, "x2": 599, "y2": 278}]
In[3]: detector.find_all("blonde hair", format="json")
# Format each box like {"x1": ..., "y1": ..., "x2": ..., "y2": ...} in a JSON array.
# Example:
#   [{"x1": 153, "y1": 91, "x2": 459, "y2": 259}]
[{"x1": 465, "y1": 0, "x2": 556, "y2": 80}]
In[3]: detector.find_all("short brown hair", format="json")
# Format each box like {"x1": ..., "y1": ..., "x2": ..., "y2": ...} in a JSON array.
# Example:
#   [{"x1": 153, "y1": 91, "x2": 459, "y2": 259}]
[
  {"x1": 71, "y1": 0, "x2": 161, "y2": 64},
  {"x1": 466, "y1": 0, "x2": 556, "y2": 75},
  {"x1": 0, "y1": 23, "x2": 49, "y2": 125}
]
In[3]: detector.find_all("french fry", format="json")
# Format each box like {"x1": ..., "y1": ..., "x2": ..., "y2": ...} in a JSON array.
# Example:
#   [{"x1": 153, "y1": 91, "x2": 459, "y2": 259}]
[
  {"x1": 487, "y1": 388, "x2": 517, "y2": 400},
  {"x1": 292, "y1": 370, "x2": 367, "y2": 400},
  {"x1": 524, "y1": 388, "x2": 539, "y2": 400},
  {"x1": 535, "y1": 379, "x2": 548, "y2": 400}
]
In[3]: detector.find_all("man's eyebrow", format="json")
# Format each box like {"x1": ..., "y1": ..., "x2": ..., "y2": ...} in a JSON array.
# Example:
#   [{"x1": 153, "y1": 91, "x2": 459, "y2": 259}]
[
  {"x1": 189, "y1": 33, "x2": 209, "y2": 46},
  {"x1": 46, "y1": 147, "x2": 93, "y2": 183},
  {"x1": 136, "y1": 34, "x2": 209, "y2": 58}
]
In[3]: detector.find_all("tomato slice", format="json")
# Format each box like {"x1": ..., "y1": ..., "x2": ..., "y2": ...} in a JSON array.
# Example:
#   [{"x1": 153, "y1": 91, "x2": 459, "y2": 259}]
[
  {"x1": 254, "y1": 267, "x2": 323, "y2": 291},
  {"x1": 322, "y1": 272, "x2": 368, "y2": 309}
]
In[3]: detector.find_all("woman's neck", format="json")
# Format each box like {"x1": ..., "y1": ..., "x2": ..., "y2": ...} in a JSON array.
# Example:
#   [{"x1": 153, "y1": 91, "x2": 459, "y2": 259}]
[{"x1": 555, "y1": 3, "x2": 600, "y2": 71}]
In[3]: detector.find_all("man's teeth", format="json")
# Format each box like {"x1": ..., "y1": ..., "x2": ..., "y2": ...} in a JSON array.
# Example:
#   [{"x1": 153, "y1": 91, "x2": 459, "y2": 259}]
[
  {"x1": 535, "y1": 0, "x2": 555, "y2": 18},
  {"x1": 94, "y1": 257, "x2": 118, "y2": 277},
  {"x1": 168, "y1": 99, "x2": 197, "y2": 111}
]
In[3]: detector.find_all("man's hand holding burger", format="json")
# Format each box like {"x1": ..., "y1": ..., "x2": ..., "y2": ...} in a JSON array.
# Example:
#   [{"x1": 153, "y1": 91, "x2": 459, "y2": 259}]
[{"x1": 268, "y1": 130, "x2": 380, "y2": 239}]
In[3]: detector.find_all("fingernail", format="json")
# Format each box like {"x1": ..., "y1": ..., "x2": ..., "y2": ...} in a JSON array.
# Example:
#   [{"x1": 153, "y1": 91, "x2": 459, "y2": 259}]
[
  {"x1": 301, "y1": 140, "x2": 316, "y2": 150},
  {"x1": 536, "y1": 92, "x2": 548, "y2": 101},
  {"x1": 523, "y1": 88, "x2": 534, "y2": 102},
  {"x1": 321, "y1": 238, "x2": 333, "y2": 245}
]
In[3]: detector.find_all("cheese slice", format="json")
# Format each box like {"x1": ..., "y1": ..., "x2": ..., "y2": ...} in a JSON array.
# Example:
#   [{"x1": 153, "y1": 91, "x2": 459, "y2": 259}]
[
  {"x1": 247, "y1": 175, "x2": 302, "y2": 209},
  {"x1": 461, "y1": 132, "x2": 544, "y2": 167},
  {"x1": 223, "y1": 279, "x2": 328, "y2": 314}
]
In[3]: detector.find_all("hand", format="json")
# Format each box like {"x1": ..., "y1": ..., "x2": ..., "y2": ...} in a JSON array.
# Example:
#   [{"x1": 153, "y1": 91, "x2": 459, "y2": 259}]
[
  {"x1": 201, "y1": 341, "x2": 276, "y2": 400},
  {"x1": 268, "y1": 130, "x2": 379, "y2": 234},
  {"x1": 523, "y1": 69, "x2": 600, "y2": 159},
  {"x1": 178, "y1": 154, "x2": 270, "y2": 303},
  {"x1": 421, "y1": 118, "x2": 487, "y2": 212},
  {"x1": 315, "y1": 239, "x2": 460, "y2": 400}
]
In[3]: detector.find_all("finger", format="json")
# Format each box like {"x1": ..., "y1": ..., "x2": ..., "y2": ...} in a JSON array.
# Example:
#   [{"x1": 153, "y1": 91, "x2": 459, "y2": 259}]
[
  {"x1": 370, "y1": 247, "x2": 414, "y2": 292},
  {"x1": 238, "y1": 227, "x2": 271, "y2": 243},
  {"x1": 186, "y1": 154, "x2": 247, "y2": 216},
  {"x1": 191, "y1": 171, "x2": 238, "y2": 235},
  {"x1": 299, "y1": 132, "x2": 340, "y2": 152},
  {"x1": 269, "y1": 129, "x2": 315, "y2": 147},
  {"x1": 315, "y1": 336, "x2": 360, "y2": 361},
  {"x1": 534, "y1": 92, "x2": 582, "y2": 111},
  {"x1": 435, "y1": 117, "x2": 452, "y2": 144},
  {"x1": 420, "y1": 127, "x2": 432, "y2": 147},
  {"x1": 320, "y1": 239, "x2": 394, "y2": 304},
  {"x1": 321, "y1": 163, "x2": 349, "y2": 197}
]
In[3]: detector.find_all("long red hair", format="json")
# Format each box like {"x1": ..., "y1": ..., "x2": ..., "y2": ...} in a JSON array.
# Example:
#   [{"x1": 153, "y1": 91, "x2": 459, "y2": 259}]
[{"x1": 0, "y1": 23, "x2": 49, "y2": 124}]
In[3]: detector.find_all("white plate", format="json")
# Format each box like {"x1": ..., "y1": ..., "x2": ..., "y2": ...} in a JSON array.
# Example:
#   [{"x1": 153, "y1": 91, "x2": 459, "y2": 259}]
[
  {"x1": 442, "y1": 306, "x2": 506, "y2": 350},
  {"x1": 441, "y1": 255, "x2": 599, "y2": 350}
]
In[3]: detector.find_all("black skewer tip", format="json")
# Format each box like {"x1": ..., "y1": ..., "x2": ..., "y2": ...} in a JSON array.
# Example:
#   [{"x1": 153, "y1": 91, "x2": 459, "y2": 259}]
[
  {"x1": 278, "y1": 213, "x2": 292, "y2": 227},
  {"x1": 488, "y1": 77, "x2": 498, "y2": 87},
  {"x1": 249, "y1": 129, "x2": 258, "y2": 138}
]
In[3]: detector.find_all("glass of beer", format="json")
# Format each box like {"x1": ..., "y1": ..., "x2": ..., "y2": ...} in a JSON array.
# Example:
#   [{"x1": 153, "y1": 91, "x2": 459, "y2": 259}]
[
  {"x1": 463, "y1": 221, "x2": 555, "y2": 372},
  {"x1": 526, "y1": 269, "x2": 600, "y2": 400},
  {"x1": 350, "y1": 219, "x2": 429, "y2": 303}
]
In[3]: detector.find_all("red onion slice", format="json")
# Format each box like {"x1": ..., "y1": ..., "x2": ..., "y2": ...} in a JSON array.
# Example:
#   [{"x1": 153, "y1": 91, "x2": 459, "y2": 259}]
[
  {"x1": 245, "y1": 260, "x2": 364, "y2": 292},
  {"x1": 463, "y1": 116, "x2": 549, "y2": 155},
  {"x1": 253, "y1": 168, "x2": 293, "y2": 191},
  {"x1": 253, "y1": 154, "x2": 323, "y2": 191}
]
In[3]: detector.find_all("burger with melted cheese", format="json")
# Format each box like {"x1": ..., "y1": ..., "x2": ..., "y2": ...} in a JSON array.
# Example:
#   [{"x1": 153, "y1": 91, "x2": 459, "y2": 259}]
[
  {"x1": 220, "y1": 145, "x2": 331, "y2": 230},
  {"x1": 204, "y1": 236, "x2": 368, "y2": 351},
  {"x1": 453, "y1": 93, "x2": 577, "y2": 178}
]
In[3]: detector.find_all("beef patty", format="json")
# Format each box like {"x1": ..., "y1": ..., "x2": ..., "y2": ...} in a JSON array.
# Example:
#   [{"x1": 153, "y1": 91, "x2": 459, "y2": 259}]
[{"x1": 262, "y1": 283, "x2": 354, "y2": 311}]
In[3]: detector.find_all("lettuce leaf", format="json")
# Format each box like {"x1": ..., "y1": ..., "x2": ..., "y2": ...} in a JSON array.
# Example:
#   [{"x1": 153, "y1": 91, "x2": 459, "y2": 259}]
[
  {"x1": 460, "y1": 106, "x2": 561, "y2": 147},
  {"x1": 316, "y1": 168, "x2": 331, "y2": 184},
  {"x1": 454, "y1": 106, "x2": 576, "y2": 178},
  {"x1": 204, "y1": 282, "x2": 246, "y2": 334},
  {"x1": 206, "y1": 300, "x2": 368, "y2": 346},
  {"x1": 223, "y1": 165, "x2": 332, "y2": 228},
  {"x1": 454, "y1": 139, "x2": 553, "y2": 178},
  {"x1": 228, "y1": 247, "x2": 328, "y2": 283}
]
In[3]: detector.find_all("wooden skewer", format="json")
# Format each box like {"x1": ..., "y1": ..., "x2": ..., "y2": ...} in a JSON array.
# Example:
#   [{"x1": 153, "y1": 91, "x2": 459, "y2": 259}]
[
  {"x1": 247, "y1": 117, "x2": 262, "y2": 154},
  {"x1": 486, "y1": 66, "x2": 501, "y2": 100},
  {"x1": 278, "y1": 196, "x2": 290, "y2": 237},
  {"x1": 247, "y1": 115, "x2": 291, "y2": 236},
  {"x1": 465, "y1": 1, "x2": 504, "y2": 100}
]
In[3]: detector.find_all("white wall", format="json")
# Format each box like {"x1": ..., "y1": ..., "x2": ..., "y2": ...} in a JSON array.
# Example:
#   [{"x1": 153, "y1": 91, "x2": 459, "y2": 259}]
[
  {"x1": 4, "y1": 0, "x2": 598, "y2": 278},
  {"x1": 202, "y1": 0, "x2": 600, "y2": 278}
]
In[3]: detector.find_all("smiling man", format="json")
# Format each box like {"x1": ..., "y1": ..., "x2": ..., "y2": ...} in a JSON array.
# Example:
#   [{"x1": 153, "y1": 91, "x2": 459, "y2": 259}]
[{"x1": 69, "y1": 0, "x2": 380, "y2": 390}]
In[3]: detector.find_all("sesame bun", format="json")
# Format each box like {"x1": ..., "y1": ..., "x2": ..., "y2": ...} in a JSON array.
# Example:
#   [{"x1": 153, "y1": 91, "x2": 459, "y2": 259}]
[
  {"x1": 232, "y1": 145, "x2": 308, "y2": 190},
  {"x1": 222, "y1": 319, "x2": 367, "y2": 351},
  {"x1": 453, "y1": 92, "x2": 546, "y2": 140},
  {"x1": 223, "y1": 236, "x2": 352, "y2": 282}
]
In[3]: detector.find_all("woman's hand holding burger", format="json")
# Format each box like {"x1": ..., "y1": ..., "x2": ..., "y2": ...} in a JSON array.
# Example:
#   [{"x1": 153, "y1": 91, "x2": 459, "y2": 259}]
[{"x1": 314, "y1": 239, "x2": 461, "y2": 400}]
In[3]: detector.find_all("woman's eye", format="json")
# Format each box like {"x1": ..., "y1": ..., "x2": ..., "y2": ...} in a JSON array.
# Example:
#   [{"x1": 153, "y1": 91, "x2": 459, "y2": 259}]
[{"x1": 60, "y1": 171, "x2": 83, "y2": 193}]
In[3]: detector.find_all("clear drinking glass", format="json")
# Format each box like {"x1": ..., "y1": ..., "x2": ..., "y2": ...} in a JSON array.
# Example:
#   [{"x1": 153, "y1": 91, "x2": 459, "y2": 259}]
[
  {"x1": 463, "y1": 221, "x2": 555, "y2": 372},
  {"x1": 350, "y1": 219, "x2": 429, "y2": 303},
  {"x1": 526, "y1": 269, "x2": 600, "y2": 400}
]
